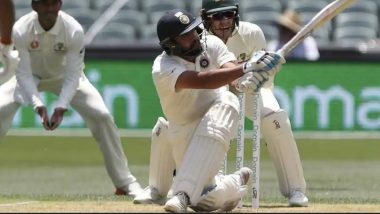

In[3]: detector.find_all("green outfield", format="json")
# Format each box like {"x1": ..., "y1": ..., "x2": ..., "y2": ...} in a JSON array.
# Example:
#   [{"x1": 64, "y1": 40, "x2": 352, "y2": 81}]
[{"x1": 0, "y1": 135, "x2": 379, "y2": 212}]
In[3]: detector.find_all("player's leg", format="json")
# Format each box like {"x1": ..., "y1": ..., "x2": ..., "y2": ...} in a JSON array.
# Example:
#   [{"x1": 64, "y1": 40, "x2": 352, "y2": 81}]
[
  {"x1": 0, "y1": 0, "x2": 18, "y2": 85},
  {"x1": 261, "y1": 109, "x2": 308, "y2": 206},
  {"x1": 0, "y1": 77, "x2": 21, "y2": 140},
  {"x1": 164, "y1": 91, "x2": 240, "y2": 212},
  {"x1": 70, "y1": 75, "x2": 142, "y2": 196},
  {"x1": 133, "y1": 117, "x2": 175, "y2": 205},
  {"x1": 260, "y1": 87, "x2": 308, "y2": 206}
]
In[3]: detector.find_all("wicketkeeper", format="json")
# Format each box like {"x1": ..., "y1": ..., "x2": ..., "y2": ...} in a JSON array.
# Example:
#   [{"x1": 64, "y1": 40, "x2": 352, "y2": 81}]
[
  {"x1": 201, "y1": 0, "x2": 308, "y2": 207},
  {"x1": 133, "y1": 8, "x2": 284, "y2": 213}
]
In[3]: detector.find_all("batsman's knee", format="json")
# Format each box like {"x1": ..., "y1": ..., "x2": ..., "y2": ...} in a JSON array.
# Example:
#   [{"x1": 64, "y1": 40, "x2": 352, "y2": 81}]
[
  {"x1": 261, "y1": 109, "x2": 292, "y2": 137},
  {"x1": 196, "y1": 102, "x2": 239, "y2": 151}
]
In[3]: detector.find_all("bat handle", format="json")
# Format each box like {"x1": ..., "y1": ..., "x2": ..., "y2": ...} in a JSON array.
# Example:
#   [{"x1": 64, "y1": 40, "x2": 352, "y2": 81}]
[{"x1": 276, "y1": 48, "x2": 286, "y2": 58}]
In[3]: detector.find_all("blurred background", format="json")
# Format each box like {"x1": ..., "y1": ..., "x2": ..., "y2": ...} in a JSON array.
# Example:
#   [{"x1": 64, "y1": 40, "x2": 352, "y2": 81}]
[
  {"x1": 13, "y1": 0, "x2": 380, "y2": 51},
  {"x1": 10, "y1": 0, "x2": 380, "y2": 139},
  {"x1": 2, "y1": 0, "x2": 379, "y2": 207}
]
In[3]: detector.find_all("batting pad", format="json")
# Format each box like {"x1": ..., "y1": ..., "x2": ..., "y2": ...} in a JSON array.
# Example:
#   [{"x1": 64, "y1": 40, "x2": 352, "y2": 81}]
[
  {"x1": 261, "y1": 110, "x2": 306, "y2": 197},
  {"x1": 149, "y1": 117, "x2": 176, "y2": 196},
  {"x1": 167, "y1": 94, "x2": 239, "y2": 205},
  {"x1": 171, "y1": 136, "x2": 227, "y2": 205},
  {"x1": 245, "y1": 87, "x2": 281, "y2": 120}
]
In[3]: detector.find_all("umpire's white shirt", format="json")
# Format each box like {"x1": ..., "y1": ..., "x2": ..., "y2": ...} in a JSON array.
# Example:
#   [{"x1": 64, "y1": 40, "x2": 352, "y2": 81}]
[
  {"x1": 152, "y1": 35, "x2": 236, "y2": 125},
  {"x1": 12, "y1": 11, "x2": 85, "y2": 109}
]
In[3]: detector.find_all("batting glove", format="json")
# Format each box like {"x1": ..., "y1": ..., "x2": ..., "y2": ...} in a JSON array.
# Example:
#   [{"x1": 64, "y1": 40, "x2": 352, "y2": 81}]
[
  {"x1": 265, "y1": 51, "x2": 286, "y2": 76},
  {"x1": 0, "y1": 43, "x2": 19, "y2": 84},
  {"x1": 235, "y1": 71, "x2": 268, "y2": 94},
  {"x1": 243, "y1": 50, "x2": 286, "y2": 75}
]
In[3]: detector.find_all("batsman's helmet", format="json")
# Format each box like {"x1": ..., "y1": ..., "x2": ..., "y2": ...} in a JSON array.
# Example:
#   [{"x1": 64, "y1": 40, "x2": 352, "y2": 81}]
[
  {"x1": 157, "y1": 9, "x2": 203, "y2": 57},
  {"x1": 201, "y1": 0, "x2": 240, "y2": 30}
]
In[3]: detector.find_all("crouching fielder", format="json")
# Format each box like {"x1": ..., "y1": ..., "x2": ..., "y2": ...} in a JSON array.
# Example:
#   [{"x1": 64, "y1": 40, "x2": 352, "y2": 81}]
[
  {"x1": 0, "y1": 0, "x2": 142, "y2": 196},
  {"x1": 133, "y1": 9, "x2": 284, "y2": 213}
]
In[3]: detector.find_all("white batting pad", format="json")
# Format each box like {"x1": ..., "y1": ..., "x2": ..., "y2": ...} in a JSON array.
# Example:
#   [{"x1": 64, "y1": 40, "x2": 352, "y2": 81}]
[
  {"x1": 261, "y1": 110, "x2": 306, "y2": 197},
  {"x1": 149, "y1": 117, "x2": 176, "y2": 196},
  {"x1": 196, "y1": 100, "x2": 240, "y2": 145},
  {"x1": 245, "y1": 87, "x2": 280, "y2": 120},
  {"x1": 171, "y1": 136, "x2": 227, "y2": 205},
  {"x1": 169, "y1": 95, "x2": 239, "y2": 205}
]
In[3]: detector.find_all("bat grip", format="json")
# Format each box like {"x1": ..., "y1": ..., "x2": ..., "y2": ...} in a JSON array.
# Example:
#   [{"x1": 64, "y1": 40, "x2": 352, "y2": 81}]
[{"x1": 276, "y1": 48, "x2": 286, "y2": 57}]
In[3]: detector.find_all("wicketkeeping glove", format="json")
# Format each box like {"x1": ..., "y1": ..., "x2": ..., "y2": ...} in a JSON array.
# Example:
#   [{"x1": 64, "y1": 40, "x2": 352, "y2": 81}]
[
  {"x1": 0, "y1": 43, "x2": 19, "y2": 85},
  {"x1": 243, "y1": 50, "x2": 286, "y2": 76},
  {"x1": 235, "y1": 71, "x2": 268, "y2": 94}
]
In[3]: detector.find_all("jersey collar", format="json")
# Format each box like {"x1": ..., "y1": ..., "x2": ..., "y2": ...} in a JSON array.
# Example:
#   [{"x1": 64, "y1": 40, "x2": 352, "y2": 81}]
[{"x1": 33, "y1": 11, "x2": 62, "y2": 36}]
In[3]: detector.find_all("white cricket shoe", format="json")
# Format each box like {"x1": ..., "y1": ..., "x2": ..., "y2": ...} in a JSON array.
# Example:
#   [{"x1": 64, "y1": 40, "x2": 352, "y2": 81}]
[
  {"x1": 133, "y1": 186, "x2": 165, "y2": 205},
  {"x1": 236, "y1": 167, "x2": 253, "y2": 186},
  {"x1": 164, "y1": 192, "x2": 190, "y2": 213},
  {"x1": 218, "y1": 167, "x2": 253, "y2": 212},
  {"x1": 288, "y1": 190, "x2": 309, "y2": 207},
  {"x1": 114, "y1": 181, "x2": 143, "y2": 197}
]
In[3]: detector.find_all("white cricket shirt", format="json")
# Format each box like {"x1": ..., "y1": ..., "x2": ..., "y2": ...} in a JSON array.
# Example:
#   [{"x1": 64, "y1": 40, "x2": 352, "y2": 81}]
[
  {"x1": 152, "y1": 35, "x2": 236, "y2": 125},
  {"x1": 12, "y1": 11, "x2": 85, "y2": 109},
  {"x1": 226, "y1": 21, "x2": 267, "y2": 63},
  {"x1": 225, "y1": 21, "x2": 275, "y2": 88}
]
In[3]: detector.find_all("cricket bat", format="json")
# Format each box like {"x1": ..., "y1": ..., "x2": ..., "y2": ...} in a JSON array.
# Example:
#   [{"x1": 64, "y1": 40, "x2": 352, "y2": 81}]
[{"x1": 277, "y1": 0, "x2": 357, "y2": 57}]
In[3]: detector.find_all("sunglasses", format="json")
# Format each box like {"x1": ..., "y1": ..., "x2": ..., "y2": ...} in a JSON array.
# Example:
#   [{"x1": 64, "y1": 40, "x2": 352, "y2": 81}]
[{"x1": 208, "y1": 11, "x2": 236, "y2": 20}]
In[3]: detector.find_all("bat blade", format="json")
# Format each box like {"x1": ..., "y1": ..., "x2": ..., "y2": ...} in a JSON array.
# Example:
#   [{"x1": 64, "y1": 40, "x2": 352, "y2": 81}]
[{"x1": 277, "y1": 0, "x2": 357, "y2": 57}]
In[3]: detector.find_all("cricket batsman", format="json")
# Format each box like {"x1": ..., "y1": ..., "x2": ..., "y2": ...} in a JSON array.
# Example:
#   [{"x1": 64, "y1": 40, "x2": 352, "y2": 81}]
[{"x1": 133, "y1": 8, "x2": 285, "y2": 212}]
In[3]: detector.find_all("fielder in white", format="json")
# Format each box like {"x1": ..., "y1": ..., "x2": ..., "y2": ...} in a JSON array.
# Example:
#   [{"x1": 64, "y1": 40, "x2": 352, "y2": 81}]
[
  {"x1": 0, "y1": 0, "x2": 19, "y2": 85},
  {"x1": 133, "y1": 8, "x2": 285, "y2": 213},
  {"x1": 201, "y1": 0, "x2": 308, "y2": 207},
  {"x1": 0, "y1": 0, "x2": 142, "y2": 196}
]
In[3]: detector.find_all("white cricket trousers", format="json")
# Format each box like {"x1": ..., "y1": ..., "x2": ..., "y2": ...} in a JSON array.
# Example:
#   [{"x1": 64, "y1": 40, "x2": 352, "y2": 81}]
[{"x1": 0, "y1": 75, "x2": 137, "y2": 189}]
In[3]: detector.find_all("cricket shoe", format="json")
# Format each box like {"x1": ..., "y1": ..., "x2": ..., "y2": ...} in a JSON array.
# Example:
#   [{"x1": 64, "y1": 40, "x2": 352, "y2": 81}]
[
  {"x1": 218, "y1": 167, "x2": 253, "y2": 212},
  {"x1": 236, "y1": 167, "x2": 253, "y2": 186},
  {"x1": 133, "y1": 186, "x2": 166, "y2": 205},
  {"x1": 288, "y1": 190, "x2": 309, "y2": 207},
  {"x1": 114, "y1": 181, "x2": 143, "y2": 197},
  {"x1": 164, "y1": 192, "x2": 190, "y2": 213}
]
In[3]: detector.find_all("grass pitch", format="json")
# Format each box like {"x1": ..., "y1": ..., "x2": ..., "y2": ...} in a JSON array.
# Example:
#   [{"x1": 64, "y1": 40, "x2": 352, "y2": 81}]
[{"x1": 0, "y1": 135, "x2": 379, "y2": 212}]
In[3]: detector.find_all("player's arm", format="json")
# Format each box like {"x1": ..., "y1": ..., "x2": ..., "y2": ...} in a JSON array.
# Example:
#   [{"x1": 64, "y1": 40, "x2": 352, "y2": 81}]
[
  {"x1": 16, "y1": 48, "x2": 50, "y2": 129},
  {"x1": 49, "y1": 30, "x2": 84, "y2": 130},
  {"x1": 13, "y1": 29, "x2": 50, "y2": 129},
  {"x1": 0, "y1": 0, "x2": 18, "y2": 84},
  {"x1": 175, "y1": 62, "x2": 245, "y2": 90},
  {"x1": 176, "y1": 51, "x2": 284, "y2": 93},
  {"x1": 0, "y1": 0, "x2": 15, "y2": 45}
]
